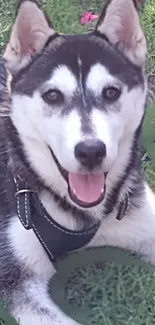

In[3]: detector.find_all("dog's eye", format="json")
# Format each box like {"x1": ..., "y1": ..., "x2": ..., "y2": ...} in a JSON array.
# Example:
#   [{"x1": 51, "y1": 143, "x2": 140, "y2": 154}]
[
  {"x1": 102, "y1": 87, "x2": 121, "y2": 102},
  {"x1": 42, "y1": 89, "x2": 64, "y2": 105}
]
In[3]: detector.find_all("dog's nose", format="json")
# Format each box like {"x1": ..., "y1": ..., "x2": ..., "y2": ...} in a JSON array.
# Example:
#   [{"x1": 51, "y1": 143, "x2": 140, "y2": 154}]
[{"x1": 75, "y1": 140, "x2": 106, "y2": 170}]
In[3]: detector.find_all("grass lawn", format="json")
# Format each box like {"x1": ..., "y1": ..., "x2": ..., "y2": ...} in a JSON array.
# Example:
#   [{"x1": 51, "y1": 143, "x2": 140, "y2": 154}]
[{"x1": 0, "y1": 1, "x2": 155, "y2": 325}]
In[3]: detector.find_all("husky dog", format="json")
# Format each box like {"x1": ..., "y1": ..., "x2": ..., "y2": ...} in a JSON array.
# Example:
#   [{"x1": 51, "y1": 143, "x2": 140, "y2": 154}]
[{"x1": 0, "y1": 0, "x2": 155, "y2": 324}]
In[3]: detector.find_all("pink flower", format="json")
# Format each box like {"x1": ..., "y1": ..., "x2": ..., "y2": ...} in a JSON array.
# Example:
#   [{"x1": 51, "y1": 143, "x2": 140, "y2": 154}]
[{"x1": 80, "y1": 11, "x2": 99, "y2": 25}]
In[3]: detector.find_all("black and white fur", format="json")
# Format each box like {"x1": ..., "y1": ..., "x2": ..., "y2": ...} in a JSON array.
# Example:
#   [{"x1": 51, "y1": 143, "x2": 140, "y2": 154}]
[{"x1": 0, "y1": 0, "x2": 155, "y2": 324}]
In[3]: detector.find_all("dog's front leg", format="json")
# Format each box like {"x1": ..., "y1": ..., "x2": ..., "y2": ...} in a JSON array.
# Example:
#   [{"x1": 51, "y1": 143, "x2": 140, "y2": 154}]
[
  {"x1": 6, "y1": 217, "x2": 81, "y2": 325},
  {"x1": 89, "y1": 184, "x2": 155, "y2": 264},
  {"x1": 10, "y1": 277, "x2": 80, "y2": 325}
]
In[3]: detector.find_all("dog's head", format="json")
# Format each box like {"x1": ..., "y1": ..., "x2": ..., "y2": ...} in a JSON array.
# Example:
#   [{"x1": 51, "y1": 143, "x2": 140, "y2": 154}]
[{"x1": 4, "y1": 0, "x2": 147, "y2": 210}]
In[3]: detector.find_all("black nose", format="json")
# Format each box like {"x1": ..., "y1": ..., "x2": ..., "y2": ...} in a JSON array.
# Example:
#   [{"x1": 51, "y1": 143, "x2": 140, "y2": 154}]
[{"x1": 75, "y1": 140, "x2": 106, "y2": 170}]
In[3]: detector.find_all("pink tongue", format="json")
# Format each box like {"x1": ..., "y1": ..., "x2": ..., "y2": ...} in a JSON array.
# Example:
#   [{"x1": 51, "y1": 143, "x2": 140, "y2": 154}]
[{"x1": 68, "y1": 173, "x2": 105, "y2": 204}]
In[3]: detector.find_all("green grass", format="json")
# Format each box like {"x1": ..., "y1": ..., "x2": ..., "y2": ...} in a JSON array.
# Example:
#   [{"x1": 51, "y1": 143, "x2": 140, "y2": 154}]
[
  {"x1": 0, "y1": 0, "x2": 101, "y2": 54},
  {"x1": 141, "y1": 0, "x2": 155, "y2": 74},
  {"x1": 50, "y1": 248, "x2": 155, "y2": 325},
  {"x1": 66, "y1": 262, "x2": 155, "y2": 325}
]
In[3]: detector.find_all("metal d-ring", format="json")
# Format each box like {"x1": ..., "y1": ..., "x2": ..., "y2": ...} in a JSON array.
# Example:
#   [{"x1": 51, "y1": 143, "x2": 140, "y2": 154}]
[{"x1": 15, "y1": 189, "x2": 36, "y2": 197}]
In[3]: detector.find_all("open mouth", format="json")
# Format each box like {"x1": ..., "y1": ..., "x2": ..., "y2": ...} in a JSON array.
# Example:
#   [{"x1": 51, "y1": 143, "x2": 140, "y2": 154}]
[{"x1": 49, "y1": 147, "x2": 106, "y2": 208}]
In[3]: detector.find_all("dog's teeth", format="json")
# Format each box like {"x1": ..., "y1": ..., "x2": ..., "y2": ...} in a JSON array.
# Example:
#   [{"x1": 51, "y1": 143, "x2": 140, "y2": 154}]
[{"x1": 101, "y1": 188, "x2": 104, "y2": 194}]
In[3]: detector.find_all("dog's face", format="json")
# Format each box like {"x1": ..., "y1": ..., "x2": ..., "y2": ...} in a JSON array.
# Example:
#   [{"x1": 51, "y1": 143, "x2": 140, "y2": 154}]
[{"x1": 4, "y1": 0, "x2": 147, "y2": 210}]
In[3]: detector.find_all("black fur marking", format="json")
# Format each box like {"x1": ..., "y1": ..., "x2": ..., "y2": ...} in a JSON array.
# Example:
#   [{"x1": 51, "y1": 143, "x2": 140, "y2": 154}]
[
  {"x1": 95, "y1": 0, "x2": 112, "y2": 32},
  {"x1": 92, "y1": 30, "x2": 109, "y2": 42},
  {"x1": 104, "y1": 117, "x2": 145, "y2": 216},
  {"x1": 133, "y1": 0, "x2": 139, "y2": 9},
  {"x1": 12, "y1": 35, "x2": 144, "y2": 96},
  {"x1": 0, "y1": 59, "x2": 7, "y2": 90},
  {"x1": 11, "y1": 34, "x2": 144, "y2": 139},
  {"x1": 0, "y1": 218, "x2": 23, "y2": 294},
  {"x1": 43, "y1": 33, "x2": 60, "y2": 49}
]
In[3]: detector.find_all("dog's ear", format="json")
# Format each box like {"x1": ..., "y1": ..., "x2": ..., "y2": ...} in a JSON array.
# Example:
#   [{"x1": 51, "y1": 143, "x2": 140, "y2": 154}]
[
  {"x1": 3, "y1": 0, "x2": 56, "y2": 75},
  {"x1": 94, "y1": 0, "x2": 146, "y2": 67}
]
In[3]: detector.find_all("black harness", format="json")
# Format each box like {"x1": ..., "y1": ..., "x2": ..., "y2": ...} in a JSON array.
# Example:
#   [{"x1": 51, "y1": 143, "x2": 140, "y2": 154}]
[{"x1": 14, "y1": 177, "x2": 129, "y2": 262}]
